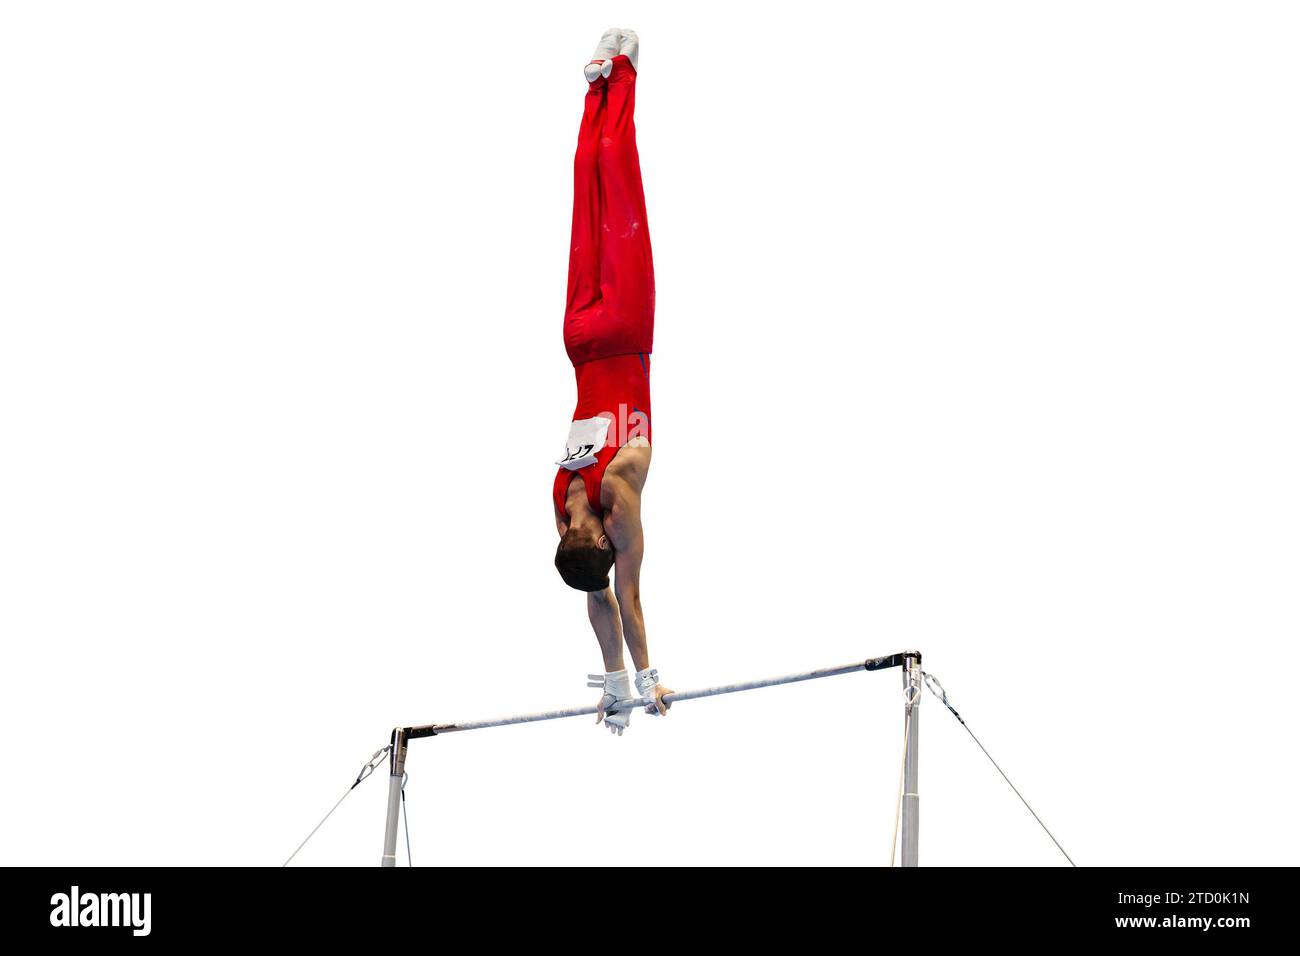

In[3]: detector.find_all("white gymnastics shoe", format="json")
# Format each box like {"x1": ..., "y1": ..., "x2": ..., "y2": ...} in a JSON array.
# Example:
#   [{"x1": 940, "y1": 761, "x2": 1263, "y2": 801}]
[
  {"x1": 588, "y1": 669, "x2": 635, "y2": 736},
  {"x1": 584, "y1": 28, "x2": 621, "y2": 83}
]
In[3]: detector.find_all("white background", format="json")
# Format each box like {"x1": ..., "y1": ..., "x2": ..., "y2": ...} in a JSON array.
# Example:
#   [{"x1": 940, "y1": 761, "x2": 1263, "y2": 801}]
[{"x1": 2, "y1": 1, "x2": 1296, "y2": 867}]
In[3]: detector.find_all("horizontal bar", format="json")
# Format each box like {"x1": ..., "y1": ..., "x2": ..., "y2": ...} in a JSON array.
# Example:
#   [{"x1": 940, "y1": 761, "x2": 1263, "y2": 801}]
[{"x1": 405, "y1": 651, "x2": 919, "y2": 739}]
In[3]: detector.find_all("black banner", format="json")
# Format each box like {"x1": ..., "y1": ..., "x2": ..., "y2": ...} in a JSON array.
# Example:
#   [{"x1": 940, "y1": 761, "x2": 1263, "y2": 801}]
[{"x1": 5, "y1": 866, "x2": 1282, "y2": 943}]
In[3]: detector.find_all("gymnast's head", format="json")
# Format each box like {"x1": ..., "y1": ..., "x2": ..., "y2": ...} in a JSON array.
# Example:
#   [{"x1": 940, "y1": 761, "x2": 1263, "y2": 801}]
[{"x1": 554, "y1": 525, "x2": 614, "y2": 592}]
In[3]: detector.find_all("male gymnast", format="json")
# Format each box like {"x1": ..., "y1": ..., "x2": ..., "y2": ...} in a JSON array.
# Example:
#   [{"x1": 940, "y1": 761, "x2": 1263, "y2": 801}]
[{"x1": 553, "y1": 29, "x2": 673, "y2": 735}]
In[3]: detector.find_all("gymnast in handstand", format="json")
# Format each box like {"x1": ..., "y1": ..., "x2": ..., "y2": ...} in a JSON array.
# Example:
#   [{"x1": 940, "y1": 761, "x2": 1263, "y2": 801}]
[{"x1": 553, "y1": 29, "x2": 673, "y2": 735}]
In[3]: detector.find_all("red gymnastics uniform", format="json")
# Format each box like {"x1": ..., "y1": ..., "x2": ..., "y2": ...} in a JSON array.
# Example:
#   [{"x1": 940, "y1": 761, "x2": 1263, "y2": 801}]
[{"x1": 553, "y1": 55, "x2": 655, "y2": 518}]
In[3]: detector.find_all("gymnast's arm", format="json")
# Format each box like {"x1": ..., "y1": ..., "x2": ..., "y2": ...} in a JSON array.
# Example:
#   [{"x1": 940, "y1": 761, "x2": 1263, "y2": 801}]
[
  {"x1": 607, "y1": 488, "x2": 645, "y2": 664},
  {"x1": 605, "y1": 478, "x2": 673, "y2": 713}
]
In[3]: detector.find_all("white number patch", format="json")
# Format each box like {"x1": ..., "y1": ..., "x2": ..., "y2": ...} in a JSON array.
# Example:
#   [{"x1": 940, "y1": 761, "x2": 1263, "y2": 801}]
[{"x1": 556, "y1": 416, "x2": 611, "y2": 470}]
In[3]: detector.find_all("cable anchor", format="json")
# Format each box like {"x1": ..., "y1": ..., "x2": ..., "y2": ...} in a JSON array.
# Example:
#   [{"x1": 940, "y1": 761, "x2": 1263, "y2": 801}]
[{"x1": 354, "y1": 746, "x2": 392, "y2": 789}]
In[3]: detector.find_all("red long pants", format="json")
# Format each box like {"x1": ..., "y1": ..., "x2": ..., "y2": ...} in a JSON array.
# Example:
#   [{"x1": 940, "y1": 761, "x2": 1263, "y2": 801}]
[
  {"x1": 563, "y1": 54, "x2": 655, "y2": 365},
  {"x1": 553, "y1": 54, "x2": 655, "y2": 517}
]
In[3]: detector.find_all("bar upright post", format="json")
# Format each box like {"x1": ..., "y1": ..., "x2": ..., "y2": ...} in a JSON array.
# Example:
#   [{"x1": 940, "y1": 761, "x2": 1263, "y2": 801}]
[
  {"x1": 900, "y1": 654, "x2": 921, "y2": 867},
  {"x1": 381, "y1": 727, "x2": 408, "y2": 868}
]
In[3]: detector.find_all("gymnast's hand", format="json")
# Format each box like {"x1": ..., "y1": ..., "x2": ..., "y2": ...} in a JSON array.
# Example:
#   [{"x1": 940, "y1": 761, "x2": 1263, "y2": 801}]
[
  {"x1": 645, "y1": 682, "x2": 674, "y2": 716},
  {"x1": 634, "y1": 666, "x2": 672, "y2": 716},
  {"x1": 595, "y1": 692, "x2": 632, "y2": 736}
]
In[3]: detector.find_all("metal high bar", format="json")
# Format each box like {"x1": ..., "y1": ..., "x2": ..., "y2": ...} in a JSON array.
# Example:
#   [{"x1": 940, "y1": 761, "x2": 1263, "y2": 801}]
[{"x1": 380, "y1": 650, "x2": 923, "y2": 867}]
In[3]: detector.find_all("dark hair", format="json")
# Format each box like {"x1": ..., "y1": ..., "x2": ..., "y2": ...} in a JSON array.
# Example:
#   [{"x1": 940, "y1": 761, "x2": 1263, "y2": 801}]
[{"x1": 554, "y1": 528, "x2": 613, "y2": 592}]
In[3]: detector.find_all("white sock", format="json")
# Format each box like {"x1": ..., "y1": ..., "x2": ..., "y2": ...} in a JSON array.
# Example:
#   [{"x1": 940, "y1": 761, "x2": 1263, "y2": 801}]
[{"x1": 617, "y1": 29, "x2": 639, "y2": 71}]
